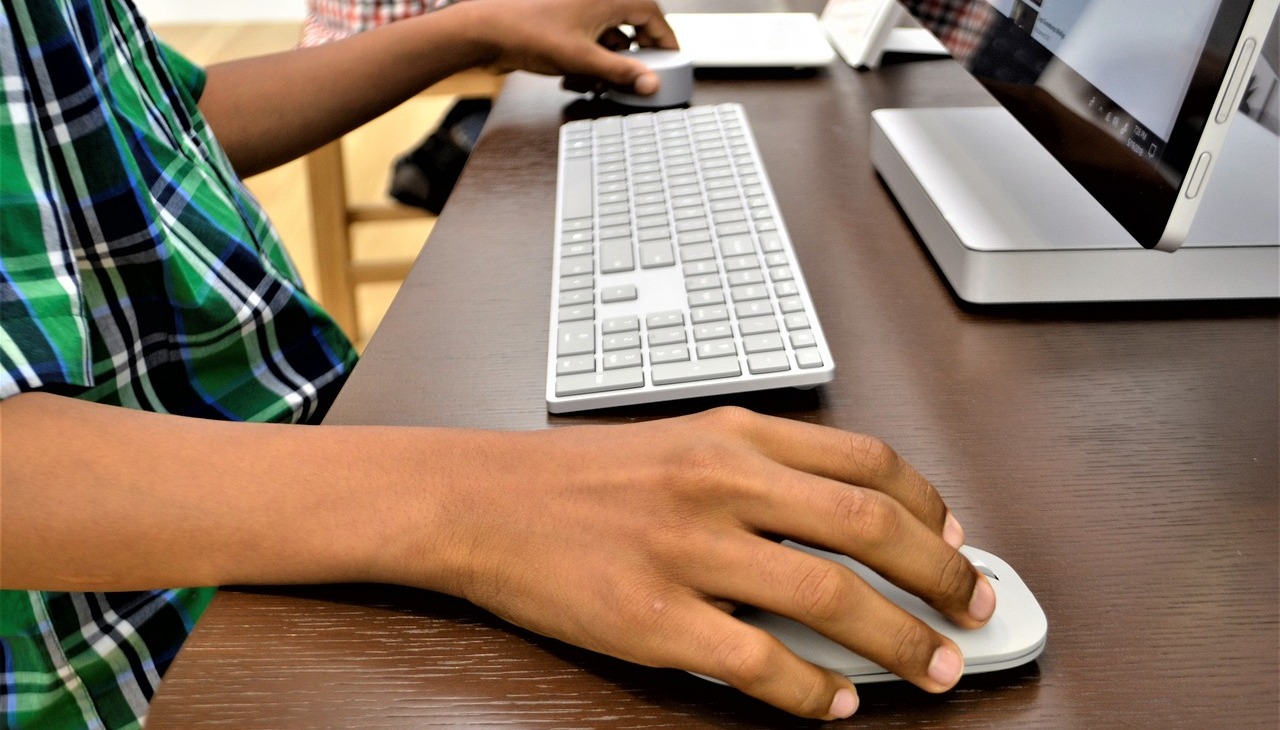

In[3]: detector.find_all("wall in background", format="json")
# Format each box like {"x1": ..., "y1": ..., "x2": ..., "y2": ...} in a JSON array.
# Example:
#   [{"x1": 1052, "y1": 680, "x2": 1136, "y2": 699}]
[{"x1": 134, "y1": 1, "x2": 306, "y2": 23}]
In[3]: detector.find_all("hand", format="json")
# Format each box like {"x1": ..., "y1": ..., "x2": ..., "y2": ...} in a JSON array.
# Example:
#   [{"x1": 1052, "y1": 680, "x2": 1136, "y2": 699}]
[
  {"x1": 455, "y1": 0, "x2": 678, "y2": 96},
  {"x1": 386, "y1": 407, "x2": 996, "y2": 720}
]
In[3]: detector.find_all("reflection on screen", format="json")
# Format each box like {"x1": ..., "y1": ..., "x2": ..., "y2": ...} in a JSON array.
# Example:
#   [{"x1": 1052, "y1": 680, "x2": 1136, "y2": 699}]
[
  {"x1": 899, "y1": 0, "x2": 1259, "y2": 246},
  {"x1": 985, "y1": 0, "x2": 1221, "y2": 141}
]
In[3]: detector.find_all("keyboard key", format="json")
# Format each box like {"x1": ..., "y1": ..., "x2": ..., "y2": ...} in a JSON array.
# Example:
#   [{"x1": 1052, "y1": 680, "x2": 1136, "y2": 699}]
[
  {"x1": 561, "y1": 255, "x2": 593, "y2": 277},
  {"x1": 647, "y1": 311, "x2": 684, "y2": 328},
  {"x1": 600, "y1": 284, "x2": 637, "y2": 303},
  {"x1": 601, "y1": 315, "x2": 638, "y2": 334},
  {"x1": 600, "y1": 239, "x2": 634, "y2": 273},
  {"x1": 743, "y1": 333, "x2": 784, "y2": 353},
  {"x1": 639, "y1": 242, "x2": 676, "y2": 268},
  {"x1": 652, "y1": 357, "x2": 742, "y2": 385},
  {"x1": 560, "y1": 156, "x2": 593, "y2": 219},
  {"x1": 693, "y1": 323, "x2": 733, "y2": 341},
  {"x1": 556, "y1": 356, "x2": 595, "y2": 375},
  {"x1": 779, "y1": 296, "x2": 805, "y2": 313},
  {"x1": 558, "y1": 305, "x2": 593, "y2": 323},
  {"x1": 602, "y1": 332, "x2": 640, "y2": 351},
  {"x1": 795, "y1": 348, "x2": 824, "y2": 369},
  {"x1": 650, "y1": 345, "x2": 690, "y2": 364},
  {"x1": 748, "y1": 352, "x2": 791, "y2": 374},
  {"x1": 784, "y1": 313, "x2": 811, "y2": 331},
  {"x1": 556, "y1": 367, "x2": 644, "y2": 396},
  {"x1": 738, "y1": 315, "x2": 779, "y2": 335},
  {"x1": 556, "y1": 321, "x2": 595, "y2": 357},
  {"x1": 558, "y1": 290, "x2": 592, "y2": 307},
  {"x1": 688, "y1": 289, "x2": 725, "y2": 307},
  {"x1": 790, "y1": 330, "x2": 817, "y2": 348},
  {"x1": 697, "y1": 341, "x2": 738, "y2": 359},
  {"x1": 690, "y1": 305, "x2": 729, "y2": 324},
  {"x1": 648, "y1": 327, "x2": 687, "y2": 346},
  {"x1": 603, "y1": 349, "x2": 643, "y2": 370}
]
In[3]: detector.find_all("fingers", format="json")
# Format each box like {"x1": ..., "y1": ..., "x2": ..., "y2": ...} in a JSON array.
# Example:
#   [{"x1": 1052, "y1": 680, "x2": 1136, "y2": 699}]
[
  {"x1": 671, "y1": 408, "x2": 992, "y2": 628},
  {"x1": 734, "y1": 410, "x2": 951, "y2": 536},
  {"x1": 696, "y1": 535, "x2": 979, "y2": 693},
  {"x1": 558, "y1": 1, "x2": 677, "y2": 97},
  {"x1": 727, "y1": 449, "x2": 994, "y2": 630},
  {"x1": 642, "y1": 595, "x2": 861, "y2": 720}
]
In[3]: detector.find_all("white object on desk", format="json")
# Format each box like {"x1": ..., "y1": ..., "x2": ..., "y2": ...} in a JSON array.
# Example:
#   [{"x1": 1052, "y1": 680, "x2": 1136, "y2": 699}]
[
  {"x1": 605, "y1": 49, "x2": 694, "y2": 108},
  {"x1": 664, "y1": 12, "x2": 836, "y2": 68},
  {"x1": 547, "y1": 104, "x2": 836, "y2": 413},
  {"x1": 870, "y1": 107, "x2": 1280, "y2": 303},
  {"x1": 699, "y1": 544, "x2": 1047, "y2": 684},
  {"x1": 820, "y1": 0, "x2": 947, "y2": 69}
]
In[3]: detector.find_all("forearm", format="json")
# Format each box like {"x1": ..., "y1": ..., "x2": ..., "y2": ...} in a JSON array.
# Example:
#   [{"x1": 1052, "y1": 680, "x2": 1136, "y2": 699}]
[
  {"x1": 198, "y1": 0, "x2": 674, "y2": 177},
  {"x1": 2, "y1": 393, "x2": 992, "y2": 718},
  {"x1": 0, "y1": 392, "x2": 474, "y2": 592},
  {"x1": 199, "y1": 5, "x2": 494, "y2": 177}
]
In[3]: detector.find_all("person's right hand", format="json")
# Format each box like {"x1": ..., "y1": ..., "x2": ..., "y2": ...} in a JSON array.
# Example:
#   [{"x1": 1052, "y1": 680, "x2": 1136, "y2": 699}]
[
  {"x1": 450, "y1": 0, "x2": 678, "y2": 97},
  {"x1": 381, "y1": 407, "x2": 996, "y2": 720}
]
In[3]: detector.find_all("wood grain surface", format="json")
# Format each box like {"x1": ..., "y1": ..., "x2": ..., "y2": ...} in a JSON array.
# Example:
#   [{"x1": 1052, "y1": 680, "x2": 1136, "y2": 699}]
[{"x1": 148, "y1": 4, "x2": 1280, "y2": 727}]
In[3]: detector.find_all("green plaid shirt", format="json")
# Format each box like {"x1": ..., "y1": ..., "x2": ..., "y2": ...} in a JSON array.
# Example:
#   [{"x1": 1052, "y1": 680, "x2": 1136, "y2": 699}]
[{"x1": 1, "y1": 1, "x2": 358, "y2": 727}]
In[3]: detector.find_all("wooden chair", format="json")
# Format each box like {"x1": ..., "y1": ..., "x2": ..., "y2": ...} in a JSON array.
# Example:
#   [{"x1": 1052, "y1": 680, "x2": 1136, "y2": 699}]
[{"x1": 304, "y1": 70, "x2": 504, "y2": 341}]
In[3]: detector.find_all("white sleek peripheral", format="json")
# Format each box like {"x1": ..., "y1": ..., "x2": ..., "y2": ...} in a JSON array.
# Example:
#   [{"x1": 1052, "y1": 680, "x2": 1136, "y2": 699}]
[
  {"x1": 699, "y1": 543, "x2": 1047, "y2": 684},
  {"x1": 547, "y1": 104, "x2": 836, "y2": 413},
  {"x1": 663, "y1": 13, "x2": 835, "y2": 69},
  {"x1": 605, "y1": 48, "x2": 694, "y2": 108},
  {"x1": 871, "y1": 107, "x2": 1280, "y2": 303},
  {"x1": 820, "y1": 0, "x2": 946, "y2": 70}
]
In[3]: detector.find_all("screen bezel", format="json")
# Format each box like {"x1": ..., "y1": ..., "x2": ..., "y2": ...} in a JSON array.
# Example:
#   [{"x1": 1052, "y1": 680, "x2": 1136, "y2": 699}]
[{"x1": 895, "y1": 0, "x2": 1259, "y2": 249}]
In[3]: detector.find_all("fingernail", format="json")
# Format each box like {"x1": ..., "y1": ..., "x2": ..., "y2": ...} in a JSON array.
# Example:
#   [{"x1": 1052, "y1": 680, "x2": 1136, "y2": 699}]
[
  {"x1": 943, "y1": 512, "x2": 965, "y2": 549},
  {"x1": 825, "y1": 687, "x2": 859, "y2": 719},
  {"x1": 928, "y1": 645, "x2": 964, "y2": 688},
  {"x1": 635, "y1": 72, "x2": 658, "y2": 95},
  {"x1": 968, "y1": 575, "x2": 996, "y2": 623}
]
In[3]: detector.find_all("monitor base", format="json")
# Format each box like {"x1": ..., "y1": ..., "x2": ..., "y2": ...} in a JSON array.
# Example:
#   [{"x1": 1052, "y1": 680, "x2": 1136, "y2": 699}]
[{"x1": 870, "y1": 107, "x2": 1279, "y2": 303}]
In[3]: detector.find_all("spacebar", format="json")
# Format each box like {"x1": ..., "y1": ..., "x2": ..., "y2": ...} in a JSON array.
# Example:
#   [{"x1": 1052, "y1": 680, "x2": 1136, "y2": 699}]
[{"x1": 651, "y1": 358, "x2": 742, "y2": 385}]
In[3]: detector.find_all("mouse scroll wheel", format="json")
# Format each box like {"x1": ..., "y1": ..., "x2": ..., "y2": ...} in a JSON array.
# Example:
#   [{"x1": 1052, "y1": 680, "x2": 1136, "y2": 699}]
[{"x1": 969, "y1": 558, "x2": 999, "y2": 580}]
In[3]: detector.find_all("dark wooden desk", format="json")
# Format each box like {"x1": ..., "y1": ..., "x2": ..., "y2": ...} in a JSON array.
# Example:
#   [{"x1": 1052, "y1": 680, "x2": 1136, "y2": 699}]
[{"x1": 148, "y1": 25, "x2": 1279, "y2": 730}]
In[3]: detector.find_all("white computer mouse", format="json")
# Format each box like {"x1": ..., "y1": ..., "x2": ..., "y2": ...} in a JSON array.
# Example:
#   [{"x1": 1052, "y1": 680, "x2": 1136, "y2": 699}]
[
  {"x1": 696, "y1": 543, "x2": 1047, "y2": 685},
  {"x1": 605, "y1": 48, "x2": 694, "y2": 108}
]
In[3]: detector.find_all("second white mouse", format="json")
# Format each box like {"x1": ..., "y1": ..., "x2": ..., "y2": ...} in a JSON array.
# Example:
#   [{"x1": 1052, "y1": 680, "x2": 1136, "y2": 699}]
[{"x1": 605, "y1": 48, "x2": 694, "y2": 108}]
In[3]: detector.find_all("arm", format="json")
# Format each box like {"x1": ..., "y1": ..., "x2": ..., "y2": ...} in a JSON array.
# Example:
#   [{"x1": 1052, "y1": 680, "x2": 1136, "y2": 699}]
[
  {"x1": 199, "y1": 0, "x2": 677, "y2": 177},
  {"x1": 2, "y1": 393, "x2": 991, "y2": 720}
]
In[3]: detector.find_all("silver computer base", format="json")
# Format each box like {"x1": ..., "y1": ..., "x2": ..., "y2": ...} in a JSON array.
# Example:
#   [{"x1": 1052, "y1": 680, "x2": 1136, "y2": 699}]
[{"x1": 870, "y1": 107, "x2": 1280, "y2": 303}]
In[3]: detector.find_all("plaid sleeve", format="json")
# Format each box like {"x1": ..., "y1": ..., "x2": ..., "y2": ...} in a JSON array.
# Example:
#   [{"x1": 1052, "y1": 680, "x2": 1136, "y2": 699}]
[
  {"x1": 0, "y1": 10, "x2": 93, "y2": 400},
  {"x1": 300, "y1": 0, "x2": 456, "y2": 46},
  {"x1": 157, "y1": 40, "x2": 206, "y2": 102}
]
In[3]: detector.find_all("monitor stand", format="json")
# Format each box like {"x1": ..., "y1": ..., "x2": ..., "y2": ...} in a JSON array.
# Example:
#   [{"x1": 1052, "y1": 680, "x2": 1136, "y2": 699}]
[{"x1": 870, "y1": 107, "x2": 1280, "y2": 303}]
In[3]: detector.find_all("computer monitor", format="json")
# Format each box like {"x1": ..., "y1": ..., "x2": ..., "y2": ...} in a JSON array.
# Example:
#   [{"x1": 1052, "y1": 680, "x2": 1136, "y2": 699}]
[{"x1": 869, "y1": 0, "x2": 1280, "y2": 303}]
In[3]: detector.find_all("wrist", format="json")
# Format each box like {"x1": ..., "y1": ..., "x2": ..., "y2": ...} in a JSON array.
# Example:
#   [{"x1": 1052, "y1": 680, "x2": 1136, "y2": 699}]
[{"x1": 422, "y1": 1, "x2": 504, "y2": 71}]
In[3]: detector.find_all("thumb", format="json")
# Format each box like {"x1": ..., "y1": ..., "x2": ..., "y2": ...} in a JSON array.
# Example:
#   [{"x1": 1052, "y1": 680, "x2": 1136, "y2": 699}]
[{"x1": 580, "y1": 45, "x2": 661, "y2": 95}]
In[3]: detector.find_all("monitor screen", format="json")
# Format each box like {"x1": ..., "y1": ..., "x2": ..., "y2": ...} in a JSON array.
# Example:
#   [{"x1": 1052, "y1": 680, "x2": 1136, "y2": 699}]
[{"x1": 895, "y1": 0, "x2": 1269, "y2": 248}]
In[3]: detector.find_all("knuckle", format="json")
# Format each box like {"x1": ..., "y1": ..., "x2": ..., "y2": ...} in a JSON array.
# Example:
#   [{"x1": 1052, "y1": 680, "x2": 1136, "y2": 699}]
[
  {"x1": 888, "y1": 619, "x2": 937, "y2": 670},
  {"x1": 612, "y1": 578, "x2": 677, "y2": 639},
  {"x1": 791, "y1": 561, "x2": 848, "y2": 622},
  {"x1": 710, "y1": 630, "x2": 774, "y2": 689},
  {"x1": 933, "y1": 549, "x2": 977, "y2": 607},
  {"x1": 832, "y1": 487, "x2": 898, "y2": 546},
  {"x1": 793, "y1": 674, "x2": 838, "y2": 719},
  {"x1": 669, "y1": 440, "x2": 739, "y2": 489},
  {"x1": 696, "y1": 405, "x2": 758, "y2": 433},
  {"x1": 850, "y1": 434, "x2": 902, "y2": 477}
]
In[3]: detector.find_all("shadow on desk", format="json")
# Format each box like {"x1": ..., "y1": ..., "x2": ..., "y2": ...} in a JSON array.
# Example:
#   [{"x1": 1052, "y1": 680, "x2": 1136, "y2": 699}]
[{"x1": 213, "y1": 584, "x2": 1040, "y2": 727}]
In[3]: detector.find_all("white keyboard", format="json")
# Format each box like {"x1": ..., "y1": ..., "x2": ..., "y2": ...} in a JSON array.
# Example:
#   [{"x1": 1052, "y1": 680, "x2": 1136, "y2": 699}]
[{"x1": 547, "y1": 104, "x2": 835, "y2": 413}]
